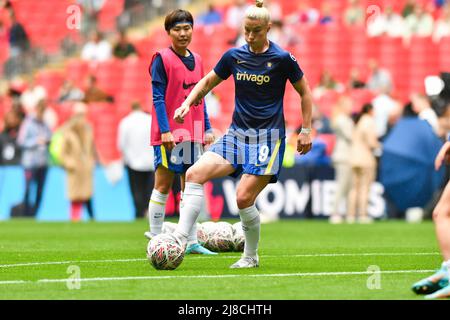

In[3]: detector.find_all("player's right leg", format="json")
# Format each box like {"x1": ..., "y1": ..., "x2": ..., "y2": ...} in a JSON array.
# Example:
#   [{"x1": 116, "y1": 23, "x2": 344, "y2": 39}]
[
  {"x1": 145, "y1": 165, "x2": 174, "y2": 240},
  {"x1": 230, "y1": 174, "x2": 272, "y2": 269},
  {"x1": 413, "y1": 181, "x2": 450, "y2": 297},
  {"x1": 172, "y1": 151, "x2": 235, "y2": 245}
]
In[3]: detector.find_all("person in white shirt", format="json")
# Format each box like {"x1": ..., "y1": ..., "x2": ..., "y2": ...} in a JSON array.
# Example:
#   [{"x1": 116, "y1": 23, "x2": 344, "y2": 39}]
[
  {"x1": 367, "y1": 5, "x2": 406, "y2": 38},
  {"x1": 371, "y1": 93, "x2": 402, "y2": 139},
  {"x1": 81, "y1": 31, "x2": 112, "y2": 63},
  {"x1": 433, "y1": 5, "x2": 450, "y2": 42},
  {"x1": 118, "y1": 102, "x2": 155, "y2": 219},
  {"x1": 366, "y1": 59, "x2": 393, "y2": 95},
  {"x1": 20, "y1": 78, "x2": 47, "y2": 115},
  {"x1": 405, "y1": 4, "x2": 434, "y2": 38},
  {"x1": 411, "y1": 93, "x2": 440, "y2": 135}
]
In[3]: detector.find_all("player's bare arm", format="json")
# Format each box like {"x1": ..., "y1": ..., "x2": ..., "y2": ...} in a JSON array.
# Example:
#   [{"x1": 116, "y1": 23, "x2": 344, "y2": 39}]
[
  {"x1": 174, "y1": 71, "x2": 223, "y2": 123},
  {"x1": 292, "y1": 76, "x2": 313, "y2": 155},
  {"x1": 435, "y1": 141, "x2": 450, "y2": 170}
]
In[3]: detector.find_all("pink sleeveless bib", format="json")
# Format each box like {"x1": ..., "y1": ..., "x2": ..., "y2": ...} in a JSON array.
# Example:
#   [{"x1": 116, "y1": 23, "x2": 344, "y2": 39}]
[{"x1": 150, "y1": 47, "x2": 205, "y2": 145}]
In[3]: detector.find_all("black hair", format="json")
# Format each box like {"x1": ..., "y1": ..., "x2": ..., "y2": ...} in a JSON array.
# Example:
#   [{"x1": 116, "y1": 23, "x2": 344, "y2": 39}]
[
  {"x1": 402, "y1": 102, "x2": 418, "y2": 117},
  {"x1": 164, "y1": 9, "x2": 194, "y2": 32},
  {"x1": 354, "y1": 103, "x2": 373, "y2": 124}
]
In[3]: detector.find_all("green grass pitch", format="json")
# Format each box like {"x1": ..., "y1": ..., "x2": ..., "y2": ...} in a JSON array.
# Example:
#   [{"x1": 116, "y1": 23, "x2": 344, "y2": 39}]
[{"x1": 0, "y1": 219, "x2": 442, "y2": 300}]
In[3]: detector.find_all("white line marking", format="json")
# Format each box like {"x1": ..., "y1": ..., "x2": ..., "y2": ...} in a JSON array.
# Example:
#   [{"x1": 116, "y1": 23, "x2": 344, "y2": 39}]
[
  {"x1": 0, "y1": 258, "x2": 146, "y2": 269},
  {"x1": 206, "y1": 252, "x2": 441, "y2": 259},
  {"x1": 0, "y1": 280, "x2": 29, "y2": 285},
  {"x1": 0, "y1": 269, "x2": 436, "y2": 285},
  {"x1": 0, "y1": 252, "x2": 440, "y2": 268}
]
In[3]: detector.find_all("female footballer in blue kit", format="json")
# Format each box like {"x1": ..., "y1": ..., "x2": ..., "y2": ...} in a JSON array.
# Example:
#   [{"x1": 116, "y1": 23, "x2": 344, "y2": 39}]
[{"x1": 170, "y1": 0, "x2": 314, "y2": 268}]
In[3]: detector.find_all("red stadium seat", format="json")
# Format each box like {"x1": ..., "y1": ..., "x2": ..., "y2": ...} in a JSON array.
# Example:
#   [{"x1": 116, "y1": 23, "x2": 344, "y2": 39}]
[
  {"x1": 439, "y1": 37, "x2": 450, "y2": 71},
  {"x1": 134, "y1": 38, "x2": 156, "y2": 61},
  {"x1": 11, "y1": 0, "x2": 80, "y2": 54},
  {"x1": 35, "y1": 70, "x2": 65, "y2": 102},
  {"x1": 348, "y1": 89, "x2": 375, "y2": 114},
  {"x1": 97, "y1": 0, "x2": 124, "y2": 32},
  {"x1": 65, "y1": 59, "x2": 90, "y2": 88},
  {"x1": 94, "y1": 59, "x2": 124, "y2": 96},
  {"x1": 316, "y1": 90, "x2": 340, "y2": 118}
]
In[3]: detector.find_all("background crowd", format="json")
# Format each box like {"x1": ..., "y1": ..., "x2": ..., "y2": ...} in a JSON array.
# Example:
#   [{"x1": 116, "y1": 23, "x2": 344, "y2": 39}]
[{"x1": 0, "y1": 0, "x2": 449, "y2": 222}]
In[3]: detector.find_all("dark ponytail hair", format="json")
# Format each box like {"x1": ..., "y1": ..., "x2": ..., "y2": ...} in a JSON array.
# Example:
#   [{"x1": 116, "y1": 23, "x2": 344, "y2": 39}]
[{"x1": 354, "y1": 103, "x2": 373, "y2": 124}]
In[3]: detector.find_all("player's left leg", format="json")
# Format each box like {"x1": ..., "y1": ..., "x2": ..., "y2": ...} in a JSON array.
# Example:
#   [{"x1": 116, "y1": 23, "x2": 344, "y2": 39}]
[
  {"x1": 412, "y1": 181, "x2": 450, "y2": 297},
  {"x1": 229, "y1": 174, "x2": 272, "y2": 269},
  {"x1": 423, "y1": 181, "x2": 450, "y2": 299},
  {"x1": 173, "y1": 151, "x2": 236, "y2": 245},
  {"x1": 179, "y1": 174, "x2": 217, "y2": 255}
]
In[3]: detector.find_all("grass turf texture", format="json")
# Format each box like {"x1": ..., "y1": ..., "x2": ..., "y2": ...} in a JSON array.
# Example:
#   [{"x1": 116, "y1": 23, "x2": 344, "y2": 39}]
[{"x1": 0, "y1": 219, "x2": 442, "y2": 300}]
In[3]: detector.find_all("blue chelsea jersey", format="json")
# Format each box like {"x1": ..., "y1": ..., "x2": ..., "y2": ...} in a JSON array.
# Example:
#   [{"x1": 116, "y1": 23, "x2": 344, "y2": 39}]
[{"x1": 214, "y1": 41, "x2": 303, "y2": 137}]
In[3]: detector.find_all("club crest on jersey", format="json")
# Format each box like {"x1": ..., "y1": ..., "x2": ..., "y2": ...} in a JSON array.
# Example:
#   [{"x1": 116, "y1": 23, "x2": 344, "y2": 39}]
[
  {"x1": 236, "y1": 71, "x2": 270, "y2": 85},
  {"x1": 267, "y1": 62, "x2": 273, "y2": 68}
]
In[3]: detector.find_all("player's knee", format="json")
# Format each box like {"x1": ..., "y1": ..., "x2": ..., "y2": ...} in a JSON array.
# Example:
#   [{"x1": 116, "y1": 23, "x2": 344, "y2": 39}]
[
  {"x1": 154, "y1": 185, "x2": 171, "y2": 194},
  {"x1": 154, "y1": 180, "x2": 171, "y2": 194},
  {"x1": 433, "y1": 205, "x2": 450, "y2": 222},
  {"x1": 236, "y1": 191, "x2": 255, "y2": 209},
  {"x1": 185, "y1": 166, "x2": 205, "y2": 184}
]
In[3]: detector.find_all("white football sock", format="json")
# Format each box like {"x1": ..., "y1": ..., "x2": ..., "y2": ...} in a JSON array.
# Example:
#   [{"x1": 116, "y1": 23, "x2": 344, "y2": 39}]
[
  {"x1": 181, "y1": 190, "x2": 200, "y2": 246},
  {"x1": 239, "y1": 205, "x2": 260, "y2": 259},
  {"x1": 174, "y1": 182, "x2": 204, "y2": 245},
  {"x1": 443, "y1": 260, "x2": 450, "y2": 276},
  {"x1": 148, "y1": 190, "x2": 168, "y2": 237},
  {"x1": 187, "y1": 223, "x2": 198, "y2": 246}
]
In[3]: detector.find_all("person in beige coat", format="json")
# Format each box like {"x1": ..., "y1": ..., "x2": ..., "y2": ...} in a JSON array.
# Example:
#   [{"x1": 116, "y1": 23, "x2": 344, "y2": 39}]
[
  {"x1": 348, "y1": 103, "x2": 381, "y2": 224},
  {"x1": 59, "y1": 102, "x2": 96, "y2": 222},
  {"x1": 330, "y1": 96, "x2": 354, "y2": 224}
]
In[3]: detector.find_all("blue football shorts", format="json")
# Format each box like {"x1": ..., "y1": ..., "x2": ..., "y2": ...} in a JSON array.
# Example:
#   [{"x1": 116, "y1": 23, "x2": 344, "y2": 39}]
[
  {"x1": 153, "y1": 141, "x2": 203, "y2": 174},
  {"x1": 208, "y1": 129, "x2": 286, "y2": 183}
]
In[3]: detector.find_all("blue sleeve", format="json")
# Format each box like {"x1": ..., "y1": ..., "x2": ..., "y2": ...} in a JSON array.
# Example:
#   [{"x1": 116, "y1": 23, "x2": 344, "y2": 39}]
[
  {"x1": 203, "y1": 102, "x2": 212, "y2": 133},
  {"x1": 213, "y1": 49, "x2": 233, "y2": 80},
  {"x1": 283, "y1": 52, "x2": 304, "y2": 84},
  {"x1": 150, "y1": 54, "x2": 171, "y2": 133}
]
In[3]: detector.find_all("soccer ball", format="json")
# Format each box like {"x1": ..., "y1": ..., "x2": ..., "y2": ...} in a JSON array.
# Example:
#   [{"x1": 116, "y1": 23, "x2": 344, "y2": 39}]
[
  {"x1": 209, "y1": 222, "x2": 234, "y2": 252},
  {"x1": 161, "y1": 221, "x2": 178, "y2": 234},
  {"x1": 196, "y1": 223, "x2": 209, "y2": 246},
  {"x1": 146, "y1": 233, "x2": 185, "y2": 270},
  {"x1": 232, "y1": 222, "x2": 245, "y2": 252},
  {"x1": 199, "y1": 221, "x2": 218, "y2": 251}
]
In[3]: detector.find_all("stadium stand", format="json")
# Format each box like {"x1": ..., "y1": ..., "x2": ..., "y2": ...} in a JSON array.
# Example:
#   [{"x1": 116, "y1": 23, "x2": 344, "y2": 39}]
[{"x1": 1, "y1": 0, "x2": 450, "y2": 162}]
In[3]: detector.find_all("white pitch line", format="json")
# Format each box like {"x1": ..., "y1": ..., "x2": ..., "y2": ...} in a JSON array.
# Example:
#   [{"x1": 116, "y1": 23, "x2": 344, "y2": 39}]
[
  {"x1": 206, "y1": 252, "x2": 442, "y2": 259},
  {"x1": 0, "y1": 280, "x2": 29, "y2": 285},
  {"x1": 0, "y1": 252, "x2": 440, "y2": 269},
  {"x1": 0, "y1": 258, "x2": 146, "y2": 269},
  {"x1": 0, "y1": 269, "x2": 436, "y2": 286}
]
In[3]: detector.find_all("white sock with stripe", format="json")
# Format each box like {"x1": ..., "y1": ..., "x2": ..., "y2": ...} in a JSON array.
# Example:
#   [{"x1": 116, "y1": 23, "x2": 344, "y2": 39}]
[
  {"x1": 174, "y1": 182, "x2": 204, "y2": 245},
  {"x1": 148, "y1": 190, "x2": 169, "y2": 237},
  {"x1": 239, "y1": 205, "x2": 260, "y2": 259}
]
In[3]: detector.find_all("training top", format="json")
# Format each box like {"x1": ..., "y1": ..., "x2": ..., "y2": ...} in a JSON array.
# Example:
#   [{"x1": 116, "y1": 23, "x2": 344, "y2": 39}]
[{"x1": 213, "y1": 41, "x2": 303, "y2": 137}]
